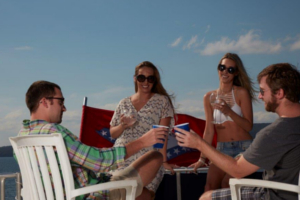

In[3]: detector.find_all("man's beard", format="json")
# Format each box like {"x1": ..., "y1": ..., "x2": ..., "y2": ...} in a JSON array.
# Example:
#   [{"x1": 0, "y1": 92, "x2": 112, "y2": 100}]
[{"x1": 265, "y1": 95, "x2": 278, "y2": 112}]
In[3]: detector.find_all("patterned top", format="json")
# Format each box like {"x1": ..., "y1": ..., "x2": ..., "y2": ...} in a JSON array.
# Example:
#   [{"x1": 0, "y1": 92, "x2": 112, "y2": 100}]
[
  {"x1": 110, "y1": 93, "x2": 174, "y2": 192},
  {"x1": 18, "y1": 119, "x2": 126, "y2": 200}
]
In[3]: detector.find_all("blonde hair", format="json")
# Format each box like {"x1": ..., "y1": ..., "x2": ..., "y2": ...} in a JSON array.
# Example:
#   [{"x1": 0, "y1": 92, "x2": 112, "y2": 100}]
[
  {"x1": 218, "y1": 53, "x2": 256, "y2": 101},
  {"x1": 134, "y1": 61, "x2": 175, "y2": 110}
]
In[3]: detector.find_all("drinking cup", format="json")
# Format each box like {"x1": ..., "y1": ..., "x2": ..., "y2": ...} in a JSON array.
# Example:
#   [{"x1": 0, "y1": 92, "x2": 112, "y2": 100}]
[
  {"x1": 152, "y1": 125, "x2": 169, "y2": 149},
  {"x1": 174, "y1": 123, "x2": 190, "y2": 134}
]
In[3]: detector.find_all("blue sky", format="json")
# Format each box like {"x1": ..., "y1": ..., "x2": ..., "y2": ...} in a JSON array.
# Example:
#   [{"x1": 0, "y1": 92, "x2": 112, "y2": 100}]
[{"x1": 1, "y1": 0, "x2": 300, "y2": 146}]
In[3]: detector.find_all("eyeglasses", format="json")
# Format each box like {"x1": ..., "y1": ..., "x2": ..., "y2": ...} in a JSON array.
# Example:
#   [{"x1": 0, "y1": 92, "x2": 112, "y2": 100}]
[
  {"x1": 136, "y1": 75, "x2": 156, "y2": 83},
  {"x1": 218, "y1": 64, "x2": 236, "y2": 74},
  {"x1": 259, "y1": 88, "x2": 269, "y2": 96},
  {"x1": 46, "y1": 97, "x2": 65, "y2": 106}
]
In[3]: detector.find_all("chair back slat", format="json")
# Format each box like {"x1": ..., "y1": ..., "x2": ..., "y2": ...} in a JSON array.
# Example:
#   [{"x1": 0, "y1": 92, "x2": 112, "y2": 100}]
[
  {"x1": 20, "y1": 146, "x2": 40, "y2": 200},
  {"x1": 54, "y1": 136, "x2": 75, "y2": 200},
  {"x1": 45, "y1": 146, "x2": 65, "y2": 200},
  {"x1": 35, "y1": 146, "x2": 55, "y2": 200},
  {"x1": 27, "y1": 146, "x2": 46, "y2": 200}
]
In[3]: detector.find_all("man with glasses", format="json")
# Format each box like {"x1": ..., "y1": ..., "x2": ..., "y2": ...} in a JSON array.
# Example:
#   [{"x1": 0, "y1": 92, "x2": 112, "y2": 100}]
[
  {"x1": 18, "y1": 80, "x2": 168, "y2": 200},
  {"x1": 175, "y1": 63, "x2": 300, "y2": 200}
]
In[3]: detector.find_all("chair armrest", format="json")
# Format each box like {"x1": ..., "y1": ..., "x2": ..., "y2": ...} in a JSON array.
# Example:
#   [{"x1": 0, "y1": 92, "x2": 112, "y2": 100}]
[
  {"x1": 229, "y1": 178, "x2": 300, "y2": 200},
  {"x1": 70, "y1": 180, "x2": 137, "y2": 198}
]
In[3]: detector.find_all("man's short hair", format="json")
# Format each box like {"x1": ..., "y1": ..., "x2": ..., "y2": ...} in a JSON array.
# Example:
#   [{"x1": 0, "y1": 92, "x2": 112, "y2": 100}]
[
  {"x1": 26, "y1": 80, "x2": 61, "y2": 113},
  {"x1": 257, "y1": 63, "x2": 300, "y2": 103}
]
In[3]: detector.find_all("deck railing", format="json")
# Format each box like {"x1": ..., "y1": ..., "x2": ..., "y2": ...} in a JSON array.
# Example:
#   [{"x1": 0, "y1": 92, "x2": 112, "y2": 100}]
[{"x1": 0, "y1": 173, "x2": 21, "y2": 200}]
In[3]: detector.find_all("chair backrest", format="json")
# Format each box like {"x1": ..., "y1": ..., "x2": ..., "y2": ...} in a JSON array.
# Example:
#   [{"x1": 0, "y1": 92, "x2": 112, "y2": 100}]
[{"x1": 10, "y1": 133, "x2": 75, "y2": 200}]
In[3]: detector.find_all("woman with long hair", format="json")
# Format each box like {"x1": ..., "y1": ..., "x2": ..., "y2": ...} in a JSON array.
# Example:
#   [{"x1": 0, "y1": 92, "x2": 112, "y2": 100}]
[
  {"x1": 110, "y1": 61, "x2": 175, "y2": 200},
  {"x1": 190, "y1": 53, "x2": 255, "y2": 191}
]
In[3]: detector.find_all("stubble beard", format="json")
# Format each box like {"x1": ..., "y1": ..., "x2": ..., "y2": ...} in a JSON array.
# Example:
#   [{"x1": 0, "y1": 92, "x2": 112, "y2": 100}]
[{"x1": 265, "y1": 95, "x2": 278, "y2": 113}]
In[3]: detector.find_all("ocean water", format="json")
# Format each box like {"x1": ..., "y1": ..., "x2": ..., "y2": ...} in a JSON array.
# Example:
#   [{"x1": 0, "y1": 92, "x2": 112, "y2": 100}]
[{"x1": 0, "y1": 157, "x2": 20, "y2": 200}]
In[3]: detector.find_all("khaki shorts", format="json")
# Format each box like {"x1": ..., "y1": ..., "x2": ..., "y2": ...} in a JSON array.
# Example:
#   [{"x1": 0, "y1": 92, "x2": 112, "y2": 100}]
[{"x1": 109, "y1": 166, "x2": 143, "y2": 200}]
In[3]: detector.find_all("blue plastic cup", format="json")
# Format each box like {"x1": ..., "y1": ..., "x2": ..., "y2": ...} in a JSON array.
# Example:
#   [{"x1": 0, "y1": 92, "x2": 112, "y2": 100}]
[
  {"x1": 152, "y1": 125, "x2": 169, "y2": 149},
  {"x1": 174, "y1": 123, "x2": 190, "y2": 134}
]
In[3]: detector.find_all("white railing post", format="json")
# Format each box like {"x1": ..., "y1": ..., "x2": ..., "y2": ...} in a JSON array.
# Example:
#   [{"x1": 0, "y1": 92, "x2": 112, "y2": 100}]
[{"x1": 0, "y1": 173, "x2": 22, "y2": 200}]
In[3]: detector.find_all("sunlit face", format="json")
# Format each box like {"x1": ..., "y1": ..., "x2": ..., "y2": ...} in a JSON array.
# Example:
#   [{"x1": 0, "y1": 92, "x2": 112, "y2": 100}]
[
  {"x1": 218, "y1": 58, "x2": 237, "y2": 84},
  {"x1": 47, "y1": 87, "x2": 66, "y2": 123},
  {"x1": 134, "y1": 66, "x2": 155, "y2": 93},
  {"x1": 258, "y1": 76, "x2": 278, "y2": 112}
]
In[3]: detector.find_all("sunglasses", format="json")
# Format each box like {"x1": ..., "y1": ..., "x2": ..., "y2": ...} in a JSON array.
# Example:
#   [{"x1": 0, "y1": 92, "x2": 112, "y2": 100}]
[
  {"x1": 218, "y1": 64, "x2": 236, "y2": 74},
  {"x1": 136, "y1": 75, "x2": 156, "y2": 83}
]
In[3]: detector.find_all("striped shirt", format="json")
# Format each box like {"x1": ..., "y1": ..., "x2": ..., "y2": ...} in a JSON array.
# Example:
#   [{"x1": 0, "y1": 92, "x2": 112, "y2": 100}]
[{"x1": 18, "y1": 119, "x2": 126, "y2": 200}]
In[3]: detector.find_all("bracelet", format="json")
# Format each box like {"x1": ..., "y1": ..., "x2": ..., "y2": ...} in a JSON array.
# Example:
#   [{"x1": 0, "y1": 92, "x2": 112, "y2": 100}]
[
  {"x1": 198, "y1": 159, "x2": 205, "y2": 165},
  {"x1": 120, "y1": 122, "x2": 125, "y2": 127},
  {"x1": 198, "y1": 157, "x2": 206, "y2": 163}
]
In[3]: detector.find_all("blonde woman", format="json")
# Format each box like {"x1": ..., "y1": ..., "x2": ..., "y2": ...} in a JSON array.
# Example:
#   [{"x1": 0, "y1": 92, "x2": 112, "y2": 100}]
[{"x1": 190, "y1": 53, "x2": 256, "y2": 191}]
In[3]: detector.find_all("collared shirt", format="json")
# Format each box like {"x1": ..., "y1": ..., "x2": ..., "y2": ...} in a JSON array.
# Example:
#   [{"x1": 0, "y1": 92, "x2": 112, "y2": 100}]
[{"x1": 19, "y1": 119, "x2": 126, "y2": 200}]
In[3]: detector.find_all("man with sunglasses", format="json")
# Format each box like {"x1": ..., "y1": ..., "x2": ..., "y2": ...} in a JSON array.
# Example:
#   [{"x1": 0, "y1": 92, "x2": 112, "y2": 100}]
[
  {"x1": 175, "y1": 63, "x2": 300, "y2": 200},
  {"x1": 18, "y1": 80, "x2": 168, "y2": 200}
]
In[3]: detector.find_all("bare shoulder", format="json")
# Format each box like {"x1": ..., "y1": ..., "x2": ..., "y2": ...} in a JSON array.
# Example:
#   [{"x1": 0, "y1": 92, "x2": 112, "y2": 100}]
[
  {"x1": 234, "y1": 86, "x2": 251, "y2": 104},
  {"x1": 234, "y1": 86, "x2": 250, "y2": 97},
  {"x1": 203, "y1": 90, "x2": 217, "y2": 100},
  {"x1": 203, "y1": 90, "x2": 217, "y2": 105}
]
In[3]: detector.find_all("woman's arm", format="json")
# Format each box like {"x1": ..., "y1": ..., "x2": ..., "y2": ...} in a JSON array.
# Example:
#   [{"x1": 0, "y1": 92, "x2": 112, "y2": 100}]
[
  {"x1": 189, "y1": 92, "x2": 215, "y2": 170},
  {"x1": 110, "y1": 120, "x2": 126, "y2": 139},
  {"x1": 201, "y1": 92, "x2": 216, "y2": 156}
]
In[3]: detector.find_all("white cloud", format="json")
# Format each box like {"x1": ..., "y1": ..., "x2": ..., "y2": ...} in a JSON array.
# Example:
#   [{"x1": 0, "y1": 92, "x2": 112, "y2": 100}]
[
  {"x1": 205, "y1": 25, "x2": 210, "y2": 33},
  {"x1": 253, "y1": 111, "x2": 278, "y2": 123},
  {"x1": 63, "y1": 110, "x2": 81, "y2": 121},
  {"x1": 201, "y1": 30, "x2": 282, "y2": 55},
  {"x1": 102, "y1": 103, "x2": 119, "y2": 110},
  {"x1": 183, "y1": 35, "x2": 198, "y2": 50},
  {"x1": 4, "y1": 110, "x2": 24, "y2": 119},
  {"x1": 175, "y1": 99, "x2": 205, "y2": 119},
  {"x1": 170, "y1": 37, "x2": 182, "y2": 47},
  {"x1": 290, "y1": 37, "x2": 300, "y2": 51},
  {"x1": 14, "y1": 46, "x2": 33, "y2": 51}
]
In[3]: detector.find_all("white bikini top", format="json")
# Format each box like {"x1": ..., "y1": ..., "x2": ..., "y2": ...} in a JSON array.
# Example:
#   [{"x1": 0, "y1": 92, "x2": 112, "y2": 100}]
[{"x1": 213, "y1": 88, "x2": 243, "y2": 124}]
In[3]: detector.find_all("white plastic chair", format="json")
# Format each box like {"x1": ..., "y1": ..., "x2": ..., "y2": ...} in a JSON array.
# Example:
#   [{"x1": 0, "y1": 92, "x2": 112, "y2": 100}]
[
  {"x1": 229, "y1": 172, "x2": 300, "y2": 200},
  {"x1": 10, "y1": 133, "x2": 137, "y2": 200}
]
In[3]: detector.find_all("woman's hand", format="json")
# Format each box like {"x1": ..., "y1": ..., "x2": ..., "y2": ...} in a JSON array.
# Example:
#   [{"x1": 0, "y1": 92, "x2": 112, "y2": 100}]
[
  {"x1": 120, "y1": 114, "x2": 134, "y2": 129},
  {"x1": 214, "y1": 99, "x2": 232, "y2": 116},
  {"x1": 163, "y1": 162, "x2": 178, "y2": 175},
  {"x1": 188, "y1": 160, "x2": 207, "y2": 173}
]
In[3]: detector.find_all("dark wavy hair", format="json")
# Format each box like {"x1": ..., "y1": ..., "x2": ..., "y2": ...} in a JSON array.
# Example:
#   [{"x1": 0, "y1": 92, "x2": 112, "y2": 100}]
[{"x1": 257, "y1": 63, "x2": 300, "y2": 103}]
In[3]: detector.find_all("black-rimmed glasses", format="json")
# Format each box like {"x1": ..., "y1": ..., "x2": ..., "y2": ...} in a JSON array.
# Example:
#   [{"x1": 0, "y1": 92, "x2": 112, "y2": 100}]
[
  {"x1": 259, "y1": 89, "x2": 269, "y2": 96},
  {"x1": 136, "y1": 75, "x2": 156, "y2": 83},
  {"x1": 218, "y1": 64, "x2": 236, "y2": 74}
]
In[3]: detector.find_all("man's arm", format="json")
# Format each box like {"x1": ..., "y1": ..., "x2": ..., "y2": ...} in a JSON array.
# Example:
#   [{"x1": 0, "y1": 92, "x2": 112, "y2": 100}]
[{"x1": 175, "y1": 127, "x2": 259, "y2": 178}]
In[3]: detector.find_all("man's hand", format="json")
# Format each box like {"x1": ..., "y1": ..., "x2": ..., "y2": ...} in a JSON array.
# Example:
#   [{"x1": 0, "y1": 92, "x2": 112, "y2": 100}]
[
  {"x1": 174, "y1": 127, "x2": 201, "y2": 150},
  {"x1": 140, "y1": 127, "x2": 168, "y2": 148}
]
